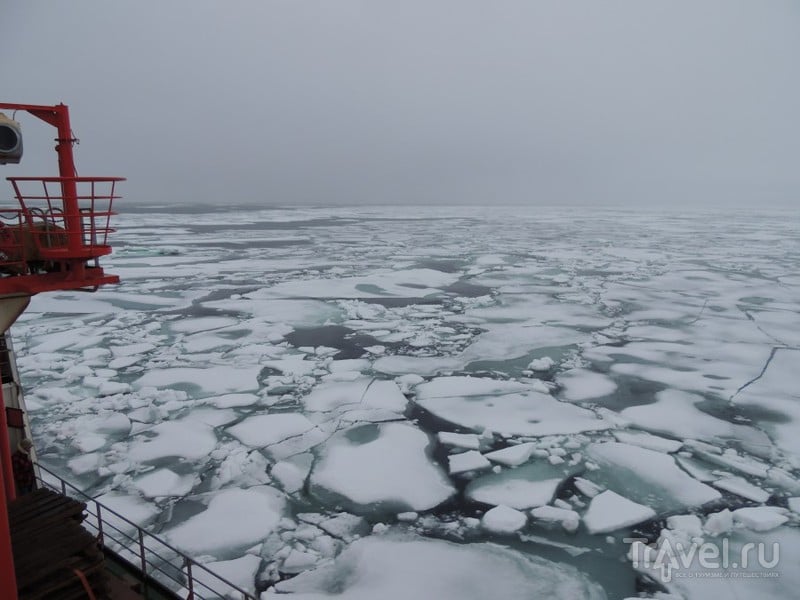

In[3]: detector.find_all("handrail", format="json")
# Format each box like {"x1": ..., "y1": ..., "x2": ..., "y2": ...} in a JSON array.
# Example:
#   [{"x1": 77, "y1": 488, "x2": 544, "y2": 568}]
[{"x1": 33, "y1": 463, "x2": 258, "y2": 600}]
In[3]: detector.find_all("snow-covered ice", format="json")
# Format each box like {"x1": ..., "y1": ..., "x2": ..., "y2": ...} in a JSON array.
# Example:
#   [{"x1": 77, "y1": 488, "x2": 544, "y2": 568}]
[
  {"x1": 16, "y1": 206, "x2": 800, "y2": 598},
  {"x1": 414, "y1": 376, "x2": 611, "y2": 437},
  {"x1": 483, "y1": 442, "x2": 537, "y2": 466},
  {"x1": 530, "y1": 505, "x2": 580, "y2": 532},
  {"x1": 587, "y1": 442, "x2": 721, "y2": 513},
  {"x1": 583, "y1": 490, "x2": 657, "y2": 534},
  {"x1": 227, "y1": 413, "x2": 326, "y2": 459},
  {"x1": 465, "y1": 462, "x2": 570, "y2": 509},
  {"x1": 481, "y1": 505, "x2": 528, "y2": 533},
  {"x1": 309, "y1": 423, "x2": 455, "y2": 513},
  {"x1": 165, "y1": 487, "x2": 286, "y2": 556},
  {"x1": 272, "y1": 534, "x2": 605, "y2": 599},
  {"x1": 731, "y1": 506, "x2": 789, "y2": 532},
  {"x1": 557, "y1": 369, "x2": 617, "y2": 402},
  {"x1": 448, "y1": 450, "x2": 491, "y2": 475}
]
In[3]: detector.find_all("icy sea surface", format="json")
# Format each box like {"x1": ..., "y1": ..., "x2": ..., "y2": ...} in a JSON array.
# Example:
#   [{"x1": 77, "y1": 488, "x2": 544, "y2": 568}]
[{"x1": 15, "y1": 205, "x2": 800, "y2": 599}]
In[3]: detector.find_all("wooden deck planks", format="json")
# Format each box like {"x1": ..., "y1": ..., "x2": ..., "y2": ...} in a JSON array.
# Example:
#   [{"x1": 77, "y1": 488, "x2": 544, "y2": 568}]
[{"x1": 9, "y1": 488, "x2": 109, "y2": 599}]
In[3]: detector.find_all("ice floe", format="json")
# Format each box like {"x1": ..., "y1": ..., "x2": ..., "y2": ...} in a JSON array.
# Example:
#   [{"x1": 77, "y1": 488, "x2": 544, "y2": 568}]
[
  {"x1": 465, "y1": 462, "x2": 572, "y2": 510},
  {"x1": 448, "y1": 450, "x2": 492, "y2": 475},
  {"x1": 271, "y1": 535, "x2": 605, "y2": 599},
  {"x1": 583, "y1": 490, "x2": 657, "y2": 534},
  {"x1": 135, "y1": 366, "x2": 262, "y2": 394},
  {"x1": 557, "y1": 369, "x2": 617, "y2": 402},
  {"x1": 309, "y1": 423, "x2": 455, "y2": 513},
  {"x1": 587, "y1": 442, "x2": 721, "y2": 513},
  {"x1": 129, "y1": 420, "x2": 218, "y2": 462},
  {"x1": 483, "y1": 442, "x2": 537, "y2": 466},
  {"x1": 227, "y1": 413, "x2": 326, "y2": 459},
  {"x1": 414, "y1": 376, "x2": 611, "y2": 436},
  {"x1": 165, "y1": 487, "x2": 286, "y2": 556},
  {"x1": 481, "y1": 505, "x2": 528, "y2": 533}
]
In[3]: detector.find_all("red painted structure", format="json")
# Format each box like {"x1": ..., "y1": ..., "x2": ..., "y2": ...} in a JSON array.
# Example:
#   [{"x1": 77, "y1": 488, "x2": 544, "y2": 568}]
[{"x1": 0, "y1": 102, "x2": 123, "y2": 600}]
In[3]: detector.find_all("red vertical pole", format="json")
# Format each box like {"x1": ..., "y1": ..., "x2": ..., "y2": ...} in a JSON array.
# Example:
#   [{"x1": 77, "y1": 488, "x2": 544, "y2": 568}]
[
  {"x1": 0, "y1": 382, "x2": 18, "y2": 600},
  {"x1": 0, "y1": 385, "x2": 15, "y2": 502},
  {"x1": 54, "y1": 105, "x2": 81, "y2": 247},
  {"x1": 0, "y1": 476, "x2": 18, "y2": 600},
  {"x1": 54, "y1": 105, "x2": 86, "y2": 279}
]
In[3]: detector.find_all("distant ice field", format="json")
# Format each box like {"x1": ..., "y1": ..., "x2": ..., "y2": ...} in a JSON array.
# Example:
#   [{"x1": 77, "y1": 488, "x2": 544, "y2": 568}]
[{"x1": 14, "y1": 205, "x2": 800, "y2": 599}]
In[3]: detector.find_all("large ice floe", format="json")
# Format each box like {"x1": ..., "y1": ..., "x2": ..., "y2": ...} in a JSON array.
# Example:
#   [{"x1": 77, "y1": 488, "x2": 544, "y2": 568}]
[
  {"x1": 14, "y1": 206, "x2": 800, "y2": 598},
  {"x1": 414, "y1": 376, "x2": 611, "y2": 436},
  {"x1": 270, "y1": 534, "x2": 605, "y2": 599},
  {"x1": 309, "y1": 422, "x2": 455, "y2": 514}
]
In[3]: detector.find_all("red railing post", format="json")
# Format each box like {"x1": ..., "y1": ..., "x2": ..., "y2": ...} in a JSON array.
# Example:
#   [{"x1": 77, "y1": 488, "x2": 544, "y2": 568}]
[
  {"x1": 0, "y1": 384, "x2": 15, "y2": 502},
  {"x1": 185, "y1": 558, "x2": 194, "y2": 600},
  {"x1": 52, "y1": 106, "x2": 83, "y2": 251},
  {"x1": 0, "y1": 456, "x2": 18, "y2": 600},
  {"x1": 0, "y1": 379, "x2": 18, "y2": 599},
  {"x1": 96, "y1": 502, "x2": 104, "y2": 546}
]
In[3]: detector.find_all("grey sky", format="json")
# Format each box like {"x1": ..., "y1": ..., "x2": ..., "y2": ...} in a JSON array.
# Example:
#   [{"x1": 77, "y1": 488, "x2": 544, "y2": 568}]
[{"x1": 3, "y1": 1, "x2": 799, "y2": 208}]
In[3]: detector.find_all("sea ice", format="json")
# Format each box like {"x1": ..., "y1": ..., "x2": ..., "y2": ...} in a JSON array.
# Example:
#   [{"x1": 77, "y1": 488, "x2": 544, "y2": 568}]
[
  {"x1": 227, "y1": 413, "x2": 326, "y2": 459},
  {"x1": 437, "y1": 431, "x2": 481, "y2": 450},
  {"x1": 192, "y1": 554, "x2": 260, "y2": 598},
  {"x1": 530, "y1": 505, "x2": 580, "y2": 532},
  {"x1": 260, "y1": 268, "x2": 458, "y2": 299},
  {"x1": 703, "y1": 509, "x2": 734, "y2": 536},
  {"x1": 169, "y1": 316, "x2": 238, "y2": 333},
  {"x1": 134, "y1": 366, "x2": 262, "y2": 394},
  {"x1": 528, "y1": 357, "x2": 555, "y2": 371},
  {"x1": 583, "y1": 490, "x2": 657, "y2": 534},
  {"x1": 483, "y1": 442, "x2": 537, "y2": 466},
  {"x1": 204, "y1": 298, "x2": 342, "y2": 327},
  {"x1": 414, "y1": 377, "x2": 611, "y2": 437},
  {"x1": 448, "y1": 450, "x2": 491, "y2": 475},
  {"x1": 309, "y1": 422, "x2": 455, "y2": 514},
  {"x1": 665, "y1": 514, "x2": 703, "y2": 538},
  {"x1": 789, "y1": 497, "x2": 800, "y2": 514},
  {"x1": 165, "y1": 486, "x2": 286, "y2": 556},
  {"x1": 129, "y1": 420, "x2": 217, "y2": 462},
  {"x1": 731, "y1": 506, "x2": 789, "y2": 532},
  {"x1": 133, "y1": 468, "x2": 195, "y2": 498},
  {"x1": 373, "y1": 355, "x2": 462, "y2": 376},
  {"x1": 630, "y1": 525, "x2": 800, "y2": 599},
  {"x1": 587, "y1": 442, "x2": 721, "y2": 513},
  {"x1": 620, "y1": 389, "x2": 770, "y2": 450},
  {"x1": 612, "y1": 430, "x2": 682, "y2": 453},
  {"x1": 712, "y1": 475, "x2": 770, "y2": 503},
  {"x1": 302, "y1": 378, "x2": 407, "y2": 423},
  {"x1": 732, "y1": 348, "x2": 800, "y2": 459},
  {"x1": 205, "y1": 393, "x2": 259, "y2": 408},
  {"x1": 271, "y1": 454, "x2": 314, "y2": 494},
  {"x1": 271, "y1": 534, "x2": 605, "y2": 599},
  {"x1": 482, "y1": 505, "x2": 528, "y2": 533},
  {"x1": 465, "y1": 462, "x2": 569, "y2": 509},
  {"x1": 557, "y1": 369, "x2": 617, "y2": 402}
]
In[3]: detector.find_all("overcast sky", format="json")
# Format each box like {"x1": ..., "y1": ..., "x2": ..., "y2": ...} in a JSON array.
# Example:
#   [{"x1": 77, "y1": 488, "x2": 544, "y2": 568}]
[{"x1": 3, "y1": 1, "x2": 799, "y2": 208}]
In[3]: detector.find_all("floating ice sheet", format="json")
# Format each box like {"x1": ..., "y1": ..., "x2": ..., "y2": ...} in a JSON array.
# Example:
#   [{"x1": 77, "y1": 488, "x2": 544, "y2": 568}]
[
  {"x1": 165, "y1": 486, "x2": 286, "y2": 556},
  {"x1": 135, "y1": 366, "x2": 262, "y2": 395},
  {"x1": 227, "y1": 413, "x2": 326, "y2": 459},
  {"x1": 587, "y1": 442, "x2": 721, "y2": 513},
  {"x1": 309, "y1": 423, "x2": 455, "y2": 513},
  {"x1": 583, "y1": 490, "x2": 656, "y2": 534},
  {"x1": 272, "y1": 534, "x2": 605, "y2": 599},
  {"x1": 415, "y1": 377, "x2": 611, "y2": 437}
]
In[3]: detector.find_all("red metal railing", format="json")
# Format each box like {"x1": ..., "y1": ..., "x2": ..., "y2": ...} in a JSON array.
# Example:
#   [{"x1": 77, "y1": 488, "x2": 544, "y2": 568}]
[
  {"x1": 6, "y1": 176, "x2": 122, "y2": 259},
  {"x1": 0, "y1": 210, "x2": 26, "y2": 274},
  {"x1": 35, "y1": 463, "x2": 258, "y2": 600}
]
